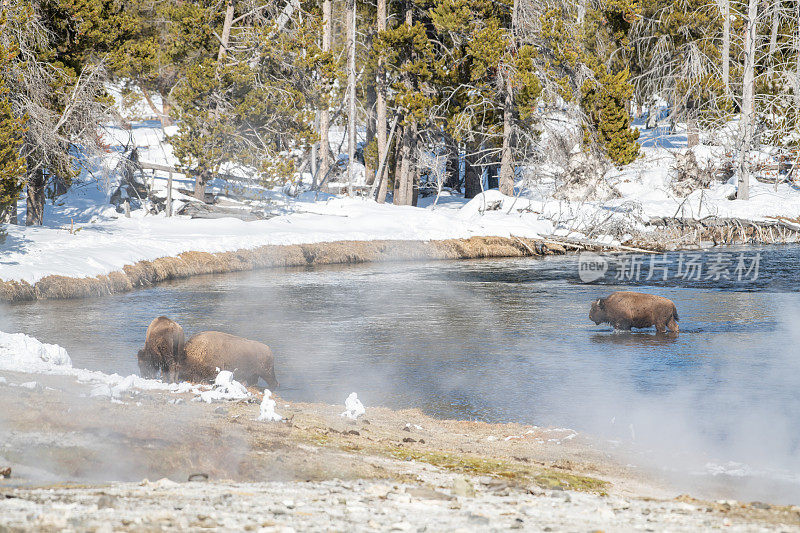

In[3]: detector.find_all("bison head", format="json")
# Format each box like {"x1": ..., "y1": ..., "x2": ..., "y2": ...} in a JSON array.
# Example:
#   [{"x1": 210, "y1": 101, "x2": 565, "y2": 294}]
[
  {"x1": 589, "y1": 298, "x2": 606, "y2": 325},
  {"x1": 137, "y1": 349, "x2": 159, "y2": 379}
]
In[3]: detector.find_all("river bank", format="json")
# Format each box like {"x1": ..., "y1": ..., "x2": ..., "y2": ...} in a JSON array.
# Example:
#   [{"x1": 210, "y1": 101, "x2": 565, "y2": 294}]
[
  {"x1": 1, "y1": 370, "x2": 798, "y2": 531},
  {"x1": 0, "y1": 235, "x2": 565, "y2": 302}
]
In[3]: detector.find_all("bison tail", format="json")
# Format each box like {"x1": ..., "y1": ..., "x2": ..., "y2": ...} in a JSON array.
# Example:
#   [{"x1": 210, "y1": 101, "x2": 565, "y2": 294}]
[{"x1": 672, "y1": 304, "x2": 679, "y2": 321}]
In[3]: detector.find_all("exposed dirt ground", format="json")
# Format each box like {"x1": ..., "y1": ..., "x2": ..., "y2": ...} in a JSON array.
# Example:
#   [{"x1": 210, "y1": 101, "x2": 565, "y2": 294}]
[{"x1": 1, "y1": 371, "x2": 799, "y2": 531}]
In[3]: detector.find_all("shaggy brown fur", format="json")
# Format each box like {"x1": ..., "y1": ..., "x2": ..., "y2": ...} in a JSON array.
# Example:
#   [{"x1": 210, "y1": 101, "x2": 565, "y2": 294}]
[
  {"x1": 590, "y1": 291, "x2": 679, "y2": 333},
  {"x1": 138, "y1": 316, "x2": 186, "y2": 381},
  {"x1": 181, "y1": 331, "x2": 278, "y2": 389}
]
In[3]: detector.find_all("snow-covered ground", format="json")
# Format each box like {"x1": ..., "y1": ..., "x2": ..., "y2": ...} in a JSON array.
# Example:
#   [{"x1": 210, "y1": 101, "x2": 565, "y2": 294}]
[
  {"x1": 0, "y1": 329, "x2": 255, "y2": 404},
  {"x1": 3, "y1": 110, "x2": 800, "y2": 286}
]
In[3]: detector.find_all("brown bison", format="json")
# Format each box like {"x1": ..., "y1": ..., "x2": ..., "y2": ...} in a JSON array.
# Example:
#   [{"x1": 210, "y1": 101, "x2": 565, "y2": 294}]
[
  {"x1": 138, "y1": 316, "x2": 186, "y2": 381},
  {"x1": 589, "y1": 291, "x2": 679, "y2": 333},
  {"x1": 181, "y1": 331, "x2": 279, "y2": 388}
]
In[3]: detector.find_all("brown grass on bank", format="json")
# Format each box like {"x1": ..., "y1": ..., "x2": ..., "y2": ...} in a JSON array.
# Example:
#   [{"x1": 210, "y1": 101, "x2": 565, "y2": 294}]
[
  {"x1": 0, "y1": 236, "x2": 565, "y2": 303},
  {"x1": 631, "y1": 222, "x2": 800, "y2": 250}
]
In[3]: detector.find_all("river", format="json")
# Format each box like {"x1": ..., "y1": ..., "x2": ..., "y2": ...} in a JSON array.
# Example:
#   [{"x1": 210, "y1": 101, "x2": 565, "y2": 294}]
[{"x1": 3, "y1": 245, "x2": 800, "y2": 502}]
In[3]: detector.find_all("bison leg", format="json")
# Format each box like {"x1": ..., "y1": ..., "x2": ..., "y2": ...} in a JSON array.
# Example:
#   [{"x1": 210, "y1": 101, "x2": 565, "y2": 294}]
[
  {"x1": 667, "y1": 317, "x2": 679, "y2": 333},
  {"x1": 166, "y1": 362, "x2": 180, "y2": 383}
]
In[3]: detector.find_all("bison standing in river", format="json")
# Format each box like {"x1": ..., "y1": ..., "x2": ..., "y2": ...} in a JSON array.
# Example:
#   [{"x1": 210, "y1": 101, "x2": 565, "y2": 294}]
[
  {"x1": 590, "y1": 291, "x2": 679, "y2": 333},
  {"x1": 138, "y1": 316, "x2": 186, "y2": 381},
  {"x1": 181, "y1": 331, "x2": 279, "y2": 389}
]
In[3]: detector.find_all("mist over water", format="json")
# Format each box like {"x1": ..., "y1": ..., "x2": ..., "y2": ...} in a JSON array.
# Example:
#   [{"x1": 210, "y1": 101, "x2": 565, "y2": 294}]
[{"x1": 4, "y1": 245, "x2": 800, "y2": 502}]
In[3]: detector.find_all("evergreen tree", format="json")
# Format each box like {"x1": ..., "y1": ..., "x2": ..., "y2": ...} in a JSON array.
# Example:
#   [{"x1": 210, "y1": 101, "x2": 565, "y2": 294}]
[
  {"x1": 0, "y1": 48, "x2": 26, "y2": 223},
  {"x1": 170, "y1": 1, "x2": 330, "y2": 197}
]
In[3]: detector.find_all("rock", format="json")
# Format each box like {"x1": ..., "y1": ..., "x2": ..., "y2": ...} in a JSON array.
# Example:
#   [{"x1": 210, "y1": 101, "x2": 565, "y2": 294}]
[
  {"x1": 451, "y1": 477, "x2": 475, "y2": 498},
  {"x1": 594, "y1": 507, "x2": 614, "y2": 520},
  {"x1": 96, "y1": 494, "x2": 116, "y2": 509},
  {"x1": 528, "y1": 486, "x2": 545, "y2": 496},
  {"x1": 467, "y1": 513, "x2": 489, "y2": 525},
  {"x1": 750, "y1": 501, "x2": 771, "y2": 510},
  {"x1": 365, "y1": 484, "x2": 391, "y2": 498},
  {"x1": 406, "y1": 487, "x2": 454, "y2": 501},
  {"x1": 0, "y1": 467, "x2": 10, "y2": 479},
  {"x1": 188, "y1": 473, "x2": 209, "y2": 482},
  {"x1": 214, "y1": 406, "x2": 228, "y2": 415}
]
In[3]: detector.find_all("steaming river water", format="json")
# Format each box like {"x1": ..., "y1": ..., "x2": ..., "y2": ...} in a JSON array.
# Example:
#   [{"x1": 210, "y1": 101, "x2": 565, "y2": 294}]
[{"x1": 4, "y1": 245, "x2": 800, "y2": 502}]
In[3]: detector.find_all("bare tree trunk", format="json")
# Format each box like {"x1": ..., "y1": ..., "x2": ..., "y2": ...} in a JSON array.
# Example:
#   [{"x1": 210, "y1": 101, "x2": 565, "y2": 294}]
[
  {"x1": 1, "y1": 197, "x2": 18, "y2": 224},
  {"x1": 408, "y1": 121, "x2": 418, "y2": 206},
  {"x1": 737, "y1": 0, "x2": 758, "y2": 201},
  {"x1": 26, "y1": 167, "x2": 45, "y2": 226},
  {"x1": 217, "y1": 1, "x2": 235, "y2": 63},
  {"x1": 364, "y1": 76, "x2": 377, "y2": 185},
  {"x1": 464, "y1": 148, "x2": 482, "y2": 199},
  {"x1": 372, "y1": 114, "x2": 399, "y2": 202},
  {"x1": 141, "y1": 88, "x2": 171, "y2": 128},
  {"x1": 768, "y1": 0, "x2": 780, "y2": 76},
  {"x1": 498, "y1": 75, "x2": 514, "y2": 195},
  {"x1": 444, "y1": 140, "x2": 461, "y2": 190},
  {"x1": 392, "y1": 125, "x2": 404, "y2": 203},
  {"x1": 395, "y1": 122, "x2": 412, "y2": 205},
  {"x1": 346, "y1": 0, "x2": 357, "y2": 197},
  {"x1": 722, "y1": 0, "x2": 731, "y2": 96},
  {"x1": 375, "y1": 0, "x2": 388, "y2": 198},
  {"x1": 687, "y1": 116, "x2": 699, "y2": 147},
  {"x1": 319, "y1": 0, "x2": 333, "y2": 181},
  {"x1": 194, "y1": 169, "x2": 210, "y2": 202},
  {"x1": 159, "y1": 90, "x2": 173, "y2": 127},
  {"x1": 686, "y1": 99, "x2": 699, "y2": 148},
  {"x1": 498, "y1": 0, "x2": 517, "y2": 196},
  {"x1": 794, "y1": 4, "x2": 800, "y2": 182}
]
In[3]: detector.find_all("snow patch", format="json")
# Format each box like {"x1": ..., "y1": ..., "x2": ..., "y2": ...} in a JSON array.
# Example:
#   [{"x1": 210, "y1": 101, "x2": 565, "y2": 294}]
[
  {"x1": 0, "y1": 332, "x2": 72, "y2": 373},
  {"x1": 341, "y1": 392, "x2": 365, "y2": 420},
  {"x1": 195, "y1": 370, "x2": 250, "y2": 403},
  {"x1": 257, "y1": 389, "x2": 284, "y2": 422}
]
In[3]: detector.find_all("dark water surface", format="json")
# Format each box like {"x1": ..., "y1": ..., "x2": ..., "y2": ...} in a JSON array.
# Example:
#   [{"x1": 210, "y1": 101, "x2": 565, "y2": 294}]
[{"x1": 3, "y1": 245, "x2": 800, "y2": 502}]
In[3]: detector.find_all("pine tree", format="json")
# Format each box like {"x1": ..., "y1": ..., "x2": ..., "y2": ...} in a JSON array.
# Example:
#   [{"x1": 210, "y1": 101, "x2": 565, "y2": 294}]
[
  {"x1": 0, "y1": 51, "x2": 26, "y2": 223},
  {"x1": 374, "y1": 6, "x2": 436, "y2": 205},
  {"x1": 171, "y1": 1, "x2": 329, "y2": 195},
  {"x1": 582, "y1": 68, "x2": 640, "y2": 166}
]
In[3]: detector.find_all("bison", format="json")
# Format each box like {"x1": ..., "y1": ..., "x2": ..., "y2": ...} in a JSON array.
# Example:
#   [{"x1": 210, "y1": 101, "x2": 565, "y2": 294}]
[
  {"x1": 589, "y1": 291, "x2": 679, "y2": 333},
  {"x1": 181, "y1": 331, "x2": 279, "y2": 389},
  {"x1": 138, "y1": 316, "x2": 186, "y2": 381}
]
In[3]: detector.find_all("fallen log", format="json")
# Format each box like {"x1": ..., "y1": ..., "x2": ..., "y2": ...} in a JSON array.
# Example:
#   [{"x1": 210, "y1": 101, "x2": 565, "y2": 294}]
[{"x1": 540, "y1": 235, "x2": 661, "y2": 254}]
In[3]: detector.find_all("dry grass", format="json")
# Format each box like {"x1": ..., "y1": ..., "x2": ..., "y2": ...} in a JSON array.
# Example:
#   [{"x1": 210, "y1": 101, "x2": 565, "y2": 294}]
[{"x1": 0, "y1": 236, "x2": 564, "y2": 303}]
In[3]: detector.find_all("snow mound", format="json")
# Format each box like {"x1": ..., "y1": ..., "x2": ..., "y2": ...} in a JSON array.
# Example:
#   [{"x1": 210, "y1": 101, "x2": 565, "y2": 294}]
[
  {"x1": 457, "y1": 190, "x2": 537, "y2": 219},
  {"x1": 341, "y1": 392, "x2": 365, "y2": 420},
  {"x1": 257, "y1": 389, "x2": 283, "y2": 422},
  {"x1": 196, "y1": 370, "x2": 250, "y2": 403},
  {"x1": 0, "y1": 331, "x2": 73, "y2": 373}
]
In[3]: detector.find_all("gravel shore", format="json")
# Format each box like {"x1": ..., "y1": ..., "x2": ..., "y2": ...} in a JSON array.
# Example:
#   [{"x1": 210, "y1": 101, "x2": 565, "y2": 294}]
[
  {"x1": 1, "y1": 371, "x2": 799, "y2": 531},
  {"x1": 3, "y1": 474, "x2": 797, "y2": 532}
]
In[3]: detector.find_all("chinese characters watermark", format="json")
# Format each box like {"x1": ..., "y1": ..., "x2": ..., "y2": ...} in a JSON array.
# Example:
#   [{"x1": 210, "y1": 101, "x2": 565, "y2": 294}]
[{"x1": 577, "y1": 252, "x2": 760, "y2": 283}]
